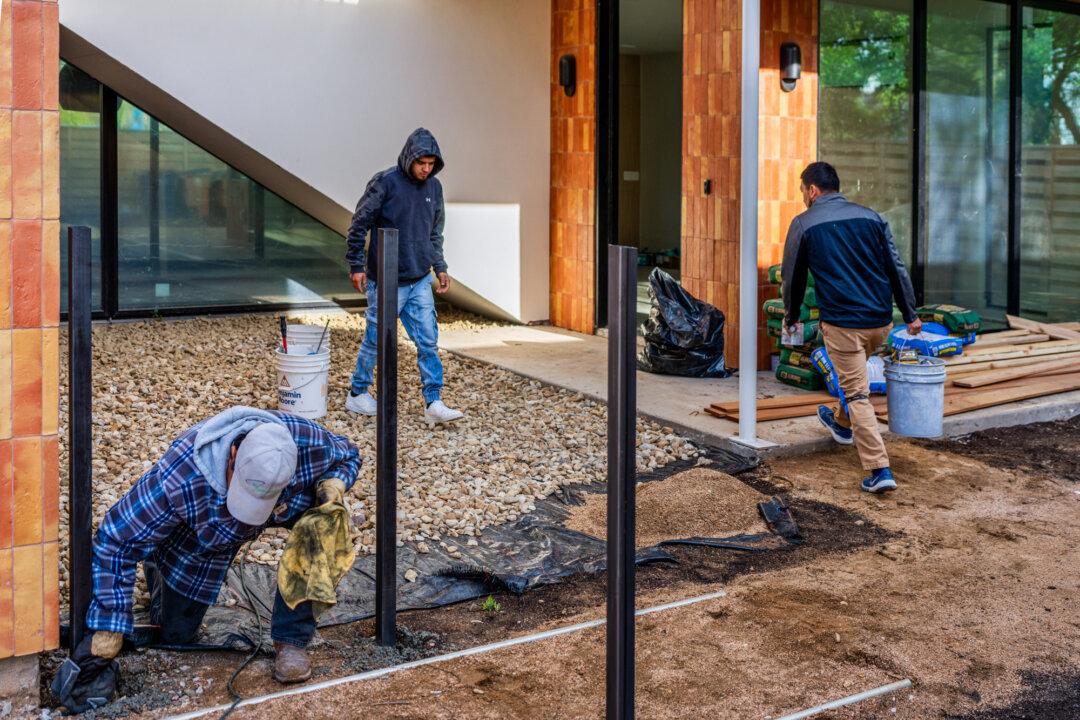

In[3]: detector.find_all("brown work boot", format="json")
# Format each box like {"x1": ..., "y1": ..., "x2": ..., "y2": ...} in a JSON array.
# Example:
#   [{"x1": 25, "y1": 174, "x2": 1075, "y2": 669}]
[{"x1": 272, "y1": 641, "x2": 312, "y2": 683}]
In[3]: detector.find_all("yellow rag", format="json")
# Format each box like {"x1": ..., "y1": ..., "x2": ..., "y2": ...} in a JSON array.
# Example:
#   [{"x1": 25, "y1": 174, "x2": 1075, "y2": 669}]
[{"x1": 277, "y1": 498, "x2": 357, "y2": 617}]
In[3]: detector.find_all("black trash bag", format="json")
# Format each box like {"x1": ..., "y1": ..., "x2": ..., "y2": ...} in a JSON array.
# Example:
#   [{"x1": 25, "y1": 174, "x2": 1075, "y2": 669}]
[{"x1": 638, "y1": 268, "x2": 732, "y2": 378}]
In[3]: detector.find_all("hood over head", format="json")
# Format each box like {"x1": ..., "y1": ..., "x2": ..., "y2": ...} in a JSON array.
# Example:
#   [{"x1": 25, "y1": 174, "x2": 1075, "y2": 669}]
[{"x1": 398, "y1": 127, "x2": 444, "y2": 181}]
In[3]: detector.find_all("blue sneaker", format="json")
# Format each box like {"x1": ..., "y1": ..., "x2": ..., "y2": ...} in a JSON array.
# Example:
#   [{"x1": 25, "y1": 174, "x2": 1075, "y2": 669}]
[
  {"x1": 817, "y1": 405, "x2": 853, "y2": 445},
  {"x1": 861, "y1": 467, "x2": 897, "y2": 494}
]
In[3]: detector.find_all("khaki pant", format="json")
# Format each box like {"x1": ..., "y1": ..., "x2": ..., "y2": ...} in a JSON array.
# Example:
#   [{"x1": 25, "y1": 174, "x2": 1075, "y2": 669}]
[{"x1": 820, "y1": 322, "x2": 892, "y2": 471}]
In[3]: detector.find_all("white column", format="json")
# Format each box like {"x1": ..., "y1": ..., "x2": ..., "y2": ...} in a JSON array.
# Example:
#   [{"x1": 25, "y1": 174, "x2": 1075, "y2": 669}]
[{"x1": 732, "y1": 0, "x2": 772, "y2": 450}]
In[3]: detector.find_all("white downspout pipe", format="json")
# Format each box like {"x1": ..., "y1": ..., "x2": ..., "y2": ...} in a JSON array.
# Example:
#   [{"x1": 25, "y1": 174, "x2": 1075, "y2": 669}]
[{"x1": 733, "y1": 0, "x2": 771, "y2": 450}]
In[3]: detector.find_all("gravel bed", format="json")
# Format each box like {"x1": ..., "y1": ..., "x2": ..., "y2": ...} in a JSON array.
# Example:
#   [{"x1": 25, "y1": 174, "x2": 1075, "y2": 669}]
[{"x1": 58, "y1": 310, "x2": 699, "y2": 609}]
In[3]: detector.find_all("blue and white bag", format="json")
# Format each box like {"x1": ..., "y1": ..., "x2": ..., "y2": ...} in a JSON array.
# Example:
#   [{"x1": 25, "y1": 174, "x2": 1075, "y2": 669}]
[{"x1": 887, "y1": 325, "x2": 965, "y2": 358}]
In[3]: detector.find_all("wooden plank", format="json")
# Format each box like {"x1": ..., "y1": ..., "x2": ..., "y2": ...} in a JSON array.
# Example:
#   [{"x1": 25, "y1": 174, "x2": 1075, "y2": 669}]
[
  {"x1": 977, "y1": 329, "x2": 1033, "y2": 340},
  {"x1": 947, "y1": 350, "x2": 1080, "y2": 375},
  {"x1": 1006, "y1": 314, "x2": 1080, "y2": 340},
  {"x1": 877, "y1": 373, "x2": 1080, "y2": 420},
  {"x1": 952, "y1": 358, "x2": 1080, "y2": 388},
  {"x1": 709, "y1": 392, "x2": 834, "y2": 414},
  {"x1": 1060, "y1": 322, "x2": 1080, "y2": 331},
  {"x1": 964, "y1": 338, "x2": 1075, "y2": 357},
  {"x1": 941, "y1": 373, "x2": 1080, "y2": 416},
  {"x1": 971, "y1": 333, "x2": 1049, "y2": 348},
  {"x1": 727, "y1": 405, "x2": 823, "y2": 422},
  {"x1": 945, "y1": 341, "x2": 1080, "y2": 366},
  {"x1": 721, "y1": 395, "x2": 891, "y2": 423}
]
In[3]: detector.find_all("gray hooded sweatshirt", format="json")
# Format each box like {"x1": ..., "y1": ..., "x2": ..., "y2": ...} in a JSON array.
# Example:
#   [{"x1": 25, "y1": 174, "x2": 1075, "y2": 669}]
[{"x1": 345, "y1": 128, "x2": 448, "y2": 283}]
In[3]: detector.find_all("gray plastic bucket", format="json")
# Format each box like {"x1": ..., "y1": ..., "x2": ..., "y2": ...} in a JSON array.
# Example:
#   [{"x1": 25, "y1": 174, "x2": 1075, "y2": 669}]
[{"x1": 884, "y1": 356, "x2": 947, "y2": 438}]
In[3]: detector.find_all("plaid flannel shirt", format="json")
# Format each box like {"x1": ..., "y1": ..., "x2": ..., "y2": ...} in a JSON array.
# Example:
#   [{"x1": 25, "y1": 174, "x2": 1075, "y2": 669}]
[{"x1": 87, "y1": 411, "x2": 361, "y2": 635}]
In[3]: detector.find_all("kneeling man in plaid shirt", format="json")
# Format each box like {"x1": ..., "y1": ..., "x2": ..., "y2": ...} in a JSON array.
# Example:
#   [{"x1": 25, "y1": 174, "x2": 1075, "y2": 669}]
[{"x1": 60, "y1": 407, "x2": 360, "y2": 710}]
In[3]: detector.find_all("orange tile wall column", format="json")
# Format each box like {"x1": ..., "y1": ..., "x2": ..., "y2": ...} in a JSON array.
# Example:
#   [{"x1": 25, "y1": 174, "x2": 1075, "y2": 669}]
[
  {"x1": 681, "y1": 0, "x2": 817, "y2": 369},
  {"x1": 549, "y1": 0, "x2": 597, "y2": 335},
  {"x1": 0, "y1": 0, "x2": 61, "y2": 661}
]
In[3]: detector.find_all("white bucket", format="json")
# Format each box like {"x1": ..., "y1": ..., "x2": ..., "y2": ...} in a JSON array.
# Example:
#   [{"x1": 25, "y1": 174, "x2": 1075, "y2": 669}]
[
  {"x1": 286, "y1": 324, "x2": 331, "y2": 353},
  {"x1": 275, "y1": 348, "x2": 330, "y2": 419}
]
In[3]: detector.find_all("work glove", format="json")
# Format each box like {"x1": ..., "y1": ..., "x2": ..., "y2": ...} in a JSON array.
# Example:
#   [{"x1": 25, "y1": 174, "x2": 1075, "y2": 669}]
[
  {"x1": 51, "y1": 633, "x2": 121, "y2": 714},
  {"x1": 91, "y1": 630, "x2": 124, "y2": 659},
  {"x1": 316, "y1": 478, "x2": 346, "y2": 506}
]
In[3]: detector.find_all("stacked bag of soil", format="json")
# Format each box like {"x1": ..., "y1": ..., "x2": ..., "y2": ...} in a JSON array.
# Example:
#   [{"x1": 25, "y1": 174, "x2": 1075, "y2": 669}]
[
  {"x1": 916, "y1": 304, "x2": 981, "y2": 345},
  {"x1": 763, "y1": 264, "x2": 824, "y2": 390}
]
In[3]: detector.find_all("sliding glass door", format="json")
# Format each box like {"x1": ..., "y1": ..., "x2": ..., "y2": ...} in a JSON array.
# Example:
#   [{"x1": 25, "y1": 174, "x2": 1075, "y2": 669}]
[
  {"x1": 923, "y1": 0, "x2": 1010, "y2": 322},
  {"x1": 1020, "y1": 6, "x2": 1080, "y2": 322}
]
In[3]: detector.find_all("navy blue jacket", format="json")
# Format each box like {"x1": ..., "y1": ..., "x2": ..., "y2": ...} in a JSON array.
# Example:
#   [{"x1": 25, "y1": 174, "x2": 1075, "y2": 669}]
[
  {"x1": 345, "y1": 128, "x2": 448, "y2": 283},
  {"x1": 781, "y1": 193, "x2": 917, "y2": 329}
]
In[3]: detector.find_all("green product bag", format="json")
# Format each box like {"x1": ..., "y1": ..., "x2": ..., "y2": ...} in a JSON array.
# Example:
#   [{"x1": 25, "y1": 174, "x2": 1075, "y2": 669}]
[
  {"x1": 763, "y1": 299, "x2": 818, "y2": 322},
  {"x1": 779, "y1": 348, "x2": 816, "y2": 370},
  {"x1": 767, "y1": 264, "x2": 815, "y2": 288},
  {"x1": 776, "y1": 363, "x2": 825, "y2": 391},
  {"x1": 916, "y1": 304, "x2": 982, "y2": 333}
]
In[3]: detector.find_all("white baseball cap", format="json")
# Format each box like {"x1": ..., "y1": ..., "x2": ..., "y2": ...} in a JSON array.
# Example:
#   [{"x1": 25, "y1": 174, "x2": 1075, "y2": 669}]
[{"x1": 226, "y1": 423, "x2": 298, "y2": 526}]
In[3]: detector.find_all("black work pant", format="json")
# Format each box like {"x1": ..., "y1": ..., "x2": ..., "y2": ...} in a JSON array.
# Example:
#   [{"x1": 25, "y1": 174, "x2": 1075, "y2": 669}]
[{"x1": 145, "y1": 557, "x2": 317, "y2": 648}]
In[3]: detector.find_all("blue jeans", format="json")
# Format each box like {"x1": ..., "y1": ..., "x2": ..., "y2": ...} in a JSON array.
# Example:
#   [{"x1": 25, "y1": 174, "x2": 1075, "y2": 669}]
[{"x1": 351, "y1": 277, "x2": 443, "y2": 404}]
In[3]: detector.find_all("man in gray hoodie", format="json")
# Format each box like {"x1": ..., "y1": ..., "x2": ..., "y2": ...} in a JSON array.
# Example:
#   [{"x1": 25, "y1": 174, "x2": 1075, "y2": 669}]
[{"x1": 345, "y1": 128, "x2": 464, "y2": 424}]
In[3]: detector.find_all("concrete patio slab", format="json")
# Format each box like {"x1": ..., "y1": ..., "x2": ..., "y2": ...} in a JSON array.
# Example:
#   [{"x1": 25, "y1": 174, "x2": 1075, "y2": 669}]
[{"x1": 440, "y1": 324, "x2": 1080, "y2": 457}]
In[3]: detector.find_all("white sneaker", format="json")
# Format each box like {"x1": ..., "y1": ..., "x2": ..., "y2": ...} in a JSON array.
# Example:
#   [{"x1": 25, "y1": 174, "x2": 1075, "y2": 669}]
[
  {"x1": 345, "y1": 391, "x2": 377, "y2": 416},
  {"x1": 424, "y1": 400, "x2": 464, "y2": 424}
]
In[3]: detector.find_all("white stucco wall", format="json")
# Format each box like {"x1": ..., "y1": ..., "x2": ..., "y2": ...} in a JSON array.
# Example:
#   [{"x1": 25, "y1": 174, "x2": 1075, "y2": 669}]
[{"x1": 60, "y1": 0, "x2": 552, "y2": 322}]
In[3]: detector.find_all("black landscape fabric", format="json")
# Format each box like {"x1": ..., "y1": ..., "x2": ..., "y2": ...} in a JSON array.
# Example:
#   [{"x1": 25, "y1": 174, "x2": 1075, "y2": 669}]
[{"x1": 174, "y1": 448, "x2": 761, "y2": 649}]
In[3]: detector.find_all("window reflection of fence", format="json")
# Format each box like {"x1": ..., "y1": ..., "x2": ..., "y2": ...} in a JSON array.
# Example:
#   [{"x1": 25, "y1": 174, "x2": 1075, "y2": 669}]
[
  {"x1": 1021, "y1": 144, "x2": 1080, "y2": 321},
  {"x1": 819, "y1": 139, "x2": 913, "y2": 260},
  {"x1": 819, "y1": 140, "x2": 1079, "y2": 321}
]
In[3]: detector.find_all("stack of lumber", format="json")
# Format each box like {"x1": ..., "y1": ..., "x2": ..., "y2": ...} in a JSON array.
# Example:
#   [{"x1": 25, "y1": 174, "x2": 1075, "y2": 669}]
[
  {"x1": 705, "y1": 316, "x2": 1080, "y2": 424},
  {"x1": 945, "y1": 316, "x2": 1080, "y2": 388}
]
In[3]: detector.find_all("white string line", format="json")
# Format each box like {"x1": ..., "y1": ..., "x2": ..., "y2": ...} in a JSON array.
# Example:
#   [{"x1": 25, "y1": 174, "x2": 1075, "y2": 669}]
[{"x1": 166, "y1": 589, "x2": 728, "y2": 720}]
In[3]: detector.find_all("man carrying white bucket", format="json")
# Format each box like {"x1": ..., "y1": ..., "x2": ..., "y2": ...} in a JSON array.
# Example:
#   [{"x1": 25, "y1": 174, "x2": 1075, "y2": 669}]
[
  {"x1": 52, "y1": 407, "x2": 361, "y2": 712},
  {"x1": 344, "y1": 127, "x2": 464, "y2": 424},
  {"x1": 781, "y1": 162, "x2": 921, "y2": 494}
]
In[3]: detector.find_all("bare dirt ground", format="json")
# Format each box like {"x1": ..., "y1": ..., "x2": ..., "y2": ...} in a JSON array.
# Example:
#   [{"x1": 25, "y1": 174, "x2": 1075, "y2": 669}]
[{"x1": 52, "y1": 415, "x2": 1080, "y2": 719}]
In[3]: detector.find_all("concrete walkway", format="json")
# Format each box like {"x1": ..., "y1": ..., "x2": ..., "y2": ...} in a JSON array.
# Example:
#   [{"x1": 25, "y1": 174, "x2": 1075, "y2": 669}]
[{"x1": 440, "y1": 324, "x2": 1080, "y2": 457}]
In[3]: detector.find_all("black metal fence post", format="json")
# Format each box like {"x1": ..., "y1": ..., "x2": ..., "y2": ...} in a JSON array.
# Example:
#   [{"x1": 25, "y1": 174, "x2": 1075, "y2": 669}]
[
  {"x1": 606, "y1": 244, "x2": 637, "y2": 720},
  {"x1": 67, "y1": 226, "x2": 93, "y2": 650},
  {"x1": 375, "y1": 228, "x2": 399, "y2": 647}
]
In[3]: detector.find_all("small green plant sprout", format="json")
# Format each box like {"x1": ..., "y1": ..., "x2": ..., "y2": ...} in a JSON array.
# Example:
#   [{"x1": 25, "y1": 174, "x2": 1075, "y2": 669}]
[{"x1": 481, "y1": 595, "x2": 502, "y2": 613}]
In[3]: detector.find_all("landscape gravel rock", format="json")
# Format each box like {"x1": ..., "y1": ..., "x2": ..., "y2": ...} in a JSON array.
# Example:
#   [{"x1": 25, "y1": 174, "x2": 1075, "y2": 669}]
[{"x1": 58, "y1": 311, "x2": 699, "y2": 608}]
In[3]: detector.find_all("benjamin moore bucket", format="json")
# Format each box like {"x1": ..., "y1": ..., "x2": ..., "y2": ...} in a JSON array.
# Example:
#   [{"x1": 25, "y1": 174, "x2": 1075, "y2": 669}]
[
  {"x1": 884, "y1": 356, "x2": 947, "y2": 438},
  {"x1": 286, "y1": 324, "x2": 331, "y2": 353},
  {"x1": 275, "y1": 347, "x2": 330, "y2": 419}
]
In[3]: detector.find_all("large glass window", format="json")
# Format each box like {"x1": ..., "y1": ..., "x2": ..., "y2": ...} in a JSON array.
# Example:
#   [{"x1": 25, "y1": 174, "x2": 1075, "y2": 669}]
[
  {"x1": 116, "y1": 100, "x2": 351, "y2": 311},
  {"x1": 59, "y1": 61, "x2": 102, "y2": 311},
  {"x1": 59, "y1": 61, "x2": 353, "y2": 316},
  {"x1": 923, "y1": 0, "x2": 1010, "y2": 322},
  {"x1": 1020, "y1": 7, "x2": 1080, "y2": 322},
  {"x1": 819, "y1": 0, "x2": 914, "y2": 264}
]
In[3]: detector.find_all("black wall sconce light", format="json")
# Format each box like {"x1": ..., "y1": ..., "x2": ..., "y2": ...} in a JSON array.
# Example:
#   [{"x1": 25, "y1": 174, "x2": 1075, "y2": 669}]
[
  {"x1": 780, "y1": 42, "x2": 801, "y2": 92},
  {"x1": 559, "y1": 54, "x2": 576, "y2": 97}
]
